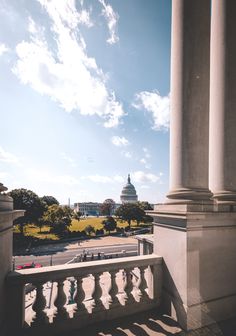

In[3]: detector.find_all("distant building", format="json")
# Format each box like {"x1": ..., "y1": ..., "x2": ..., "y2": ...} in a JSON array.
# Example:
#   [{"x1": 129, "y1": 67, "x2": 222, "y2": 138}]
[
  {"x1": 120, "y1": 174, "x2": 138, "y2": 204},
  {"x1": 73, "y1": 176, "x2": 138, "y2": 215},
  {"x1": 74, "y1": 202, "x2": 101, "y2": 216},
  {"x1": 74, "y1": 202, "x2": 122, "y2": 216}
]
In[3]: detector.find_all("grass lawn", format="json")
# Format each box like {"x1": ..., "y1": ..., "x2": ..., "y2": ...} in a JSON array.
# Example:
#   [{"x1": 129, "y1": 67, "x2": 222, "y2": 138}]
[{"x1": 14, "y1": 217, "x2": 133, "y2": 240}]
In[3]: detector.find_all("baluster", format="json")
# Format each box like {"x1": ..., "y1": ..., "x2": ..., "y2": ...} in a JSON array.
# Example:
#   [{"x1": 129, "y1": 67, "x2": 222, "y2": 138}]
[
  {"x1": 138, "y1": 266, "x2": 149, "y2": 301},
  {"x1": 150, "y1": 264, "x2": 162, "y2": 301},
  {"x1": 31, "y1": 282, "x2": 48, "y2": 325},
  {"x1": 124, "y1": 268, "x2": 135, "y2": 304},
  {"x1": 74, "y1": 276, "x2": 88, "y2": 313},
  {"x1": 68, "y1": 278, "x2": 76, "y2": 304},
  {"x1": 92, "y1": 272, "x2": 105, "y2": 312},
  {"x1": 54, "y1": 279, "x2": 69, "y2": 321},
  {"x1": 108, "y1": 270, "x2": 120, "y2": 306}
]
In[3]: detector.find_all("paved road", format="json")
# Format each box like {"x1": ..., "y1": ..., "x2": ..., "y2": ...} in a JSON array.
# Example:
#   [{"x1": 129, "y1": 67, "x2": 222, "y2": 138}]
[{"x1": 14, "y1": 243, "x2": 138, "y2": 267}]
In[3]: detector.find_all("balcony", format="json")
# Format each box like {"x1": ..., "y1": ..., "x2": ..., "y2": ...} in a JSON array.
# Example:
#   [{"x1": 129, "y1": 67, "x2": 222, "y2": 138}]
[{"x1": 6, "y1": 254, "x2": 162, "y2": 335}]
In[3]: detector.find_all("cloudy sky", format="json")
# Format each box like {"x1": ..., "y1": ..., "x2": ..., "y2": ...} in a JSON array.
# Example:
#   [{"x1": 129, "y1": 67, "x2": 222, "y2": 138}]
[{"x1": 0, "y1": 0, "x2": 171, "y2": 204}]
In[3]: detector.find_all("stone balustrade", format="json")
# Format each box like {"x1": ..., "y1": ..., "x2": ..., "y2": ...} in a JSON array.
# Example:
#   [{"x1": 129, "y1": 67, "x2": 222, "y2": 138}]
[{"x1": 6, "y1": 254, "x2": 162, "y2": 335}]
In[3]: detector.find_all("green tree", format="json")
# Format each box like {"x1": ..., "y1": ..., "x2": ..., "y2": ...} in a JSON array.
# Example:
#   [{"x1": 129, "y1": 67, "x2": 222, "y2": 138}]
[
  {"x1": 115, "y1": 203, "x2": 145, "y2": 229},
  {"x1": 42, "y1": 204, "x2": 72, "y2": 236},
  {"x1": 8, "y1": 188, "x2": 46, "y2": 235},
  {"x1": 73, "y1": 211, "x2": 82, "y2": 221},
  {"x1": 40, "y1": 195, "x2": 59, "y2": 207},
  {"x1": 137, "y1": 201, "x2": 153, "y2": 211},
  {"x1": 100, "y1": 199, "x2": 115, "y2": 216},
  {"x1": 137, "y1": 202, "x2": 153, "y2": 224},
  {"x1": 84, "y1": 225, "x2": 95, "y2": 236},
  {"x1": 102, "y1": 216, "x2": 117, "y2": 234}
]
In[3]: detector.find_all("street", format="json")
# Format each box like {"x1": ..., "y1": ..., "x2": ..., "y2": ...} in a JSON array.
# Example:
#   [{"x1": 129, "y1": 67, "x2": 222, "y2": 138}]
[{"x1": 14, "y1": 243, "x2": 138, "y2": 267}]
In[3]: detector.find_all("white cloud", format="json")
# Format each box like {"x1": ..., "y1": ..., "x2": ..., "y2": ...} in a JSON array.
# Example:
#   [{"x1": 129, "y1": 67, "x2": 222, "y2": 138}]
[
  {"x1": 99, "y1": 0, "x2": 119, "y2": 44},
  {"x1": 140, "y1": 158, "x2": 147, "y2": 165},
  {"x1": 123, "y1": 151, "x2": 132, "y2": 159},
  {"x1": 0, "y1": 146, "x2": 19, "y2": 164},
  {"x1": 61, "y1": 152, "x2": 77, "y2": 167},
  {"x1": 27, "y1": 169, "x2": 80, "y2": 185},
  {"x1": 140, "y1": 148, "x2": 151, "y2": 169},
  {"x1": 140, "y1": 158, "x2": 151, "y2": 169},
  {"x1": 143, "y1": 147, "x2": 151, "y2": 158},
  {"x1": 84, "y1": 174, "x2": 112, "y2": 183},
  {"x1": 0, "y1": 43, "x2": 9, "y2": 56},
  {"x1": 132, "y1": 171, "x2": 160, "y2": 183},
  {"x1": 86, "y1": 156, "x2": 95, "y2": 163},
  {"x1": 82, "y1": 174, "x2": 124, "y2": 183},
  {"x1": 133, "y1": 90, "x2": 170, "y2": 131},
  {"x1": 111, "y1": 136, "x2": 129, "y2": 147},
  {"x1": 114, "y1": 175, "x2": 124, "y2": 183},
  {"x1": 77, "y1": 9, "x2": 93, "y2": 27},
  {"x1": 13, "y1": 0, "x2": 124, "y2": 128},
  {"x1": 0, "y1": 172, "x2": 9, "y2": 179},
  {"x1": 140, "y1": 185, "x2": 150, "y2": 189}
]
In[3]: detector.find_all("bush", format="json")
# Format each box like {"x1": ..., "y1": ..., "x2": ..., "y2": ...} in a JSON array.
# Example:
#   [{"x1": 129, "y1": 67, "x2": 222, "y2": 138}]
[
  {"x1": 117, "y1": 227, "x2": 124, "y2": 234},
  {"x1": 95, "y1": 228, "x2": 105, "y2": 236}
]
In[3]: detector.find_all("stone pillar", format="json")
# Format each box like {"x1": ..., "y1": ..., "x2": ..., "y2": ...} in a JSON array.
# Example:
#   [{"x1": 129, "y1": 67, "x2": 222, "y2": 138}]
[
  {"x1": 209, "y1": 0, "x2": 236, "y2": 203},
  {"x1": 167, "y1": 0, "x2": 212, "y2": 202},
  {"x1": 151, "y1": 0, "x2": 236, "y2": 332},
  {"x1": 0, "y1": 183, "x2": 24, "y2": 335}
]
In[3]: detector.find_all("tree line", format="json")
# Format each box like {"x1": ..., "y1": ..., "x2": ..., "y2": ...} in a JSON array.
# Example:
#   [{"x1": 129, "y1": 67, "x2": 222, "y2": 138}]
[{"x1": 8, "y1": 188, "x2": 153, "y2": 238}]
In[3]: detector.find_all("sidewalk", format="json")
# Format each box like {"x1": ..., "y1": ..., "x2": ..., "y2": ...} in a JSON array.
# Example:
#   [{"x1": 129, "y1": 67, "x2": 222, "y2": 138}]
[{"x1": 69, "y1": 236, "x2": 137, "y2": 249}]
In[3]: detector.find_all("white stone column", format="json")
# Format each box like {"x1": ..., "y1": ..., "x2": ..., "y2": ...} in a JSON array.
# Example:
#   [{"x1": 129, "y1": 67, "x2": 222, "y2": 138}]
[
  {"x1": 209, "y1": 0, "x2": 236, "y2": 203},
  {"x1": 167, "y1": 0, "x2": 212, "y2": 202}
]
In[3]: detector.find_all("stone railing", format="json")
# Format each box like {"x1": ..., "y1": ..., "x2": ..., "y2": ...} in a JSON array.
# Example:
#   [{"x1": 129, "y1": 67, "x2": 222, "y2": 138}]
[{"x1": 6, "y1": 254, "x2": 162, "y2": 335}]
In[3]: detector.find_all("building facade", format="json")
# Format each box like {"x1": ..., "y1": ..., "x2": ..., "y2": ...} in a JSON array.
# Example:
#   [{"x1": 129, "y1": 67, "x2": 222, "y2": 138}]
[
  {"x1": 74, "y1": 202, "x2": 101, "y2": 216},
  {"x1": 74, "y1": 202, "x2": 121, "y2": 216}
]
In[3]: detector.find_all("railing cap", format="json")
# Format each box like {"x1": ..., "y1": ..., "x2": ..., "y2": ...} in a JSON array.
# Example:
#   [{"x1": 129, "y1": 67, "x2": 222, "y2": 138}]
[{"x1": 7, "y1": 254, "x2": 162, "y2": 285}]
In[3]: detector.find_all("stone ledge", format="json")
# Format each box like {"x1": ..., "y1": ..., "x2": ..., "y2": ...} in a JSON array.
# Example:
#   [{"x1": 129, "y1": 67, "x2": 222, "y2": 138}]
[
  {"x1": 152, "y1": 203, "x2": 236, "y2": 214},
  {"x1": 7, "y1": 254, "x2": 163, "y2": 284}
]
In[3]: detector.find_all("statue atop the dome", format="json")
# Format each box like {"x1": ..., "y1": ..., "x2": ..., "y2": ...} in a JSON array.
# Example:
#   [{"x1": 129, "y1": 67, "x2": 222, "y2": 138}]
[{"x1": 127, "y1": 174, "x2": 131, "y2": 184}]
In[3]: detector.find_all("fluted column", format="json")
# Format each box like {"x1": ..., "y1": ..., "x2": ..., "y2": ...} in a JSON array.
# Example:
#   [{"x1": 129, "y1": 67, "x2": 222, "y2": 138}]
[
  {"x1": 209, "y1": 0, "x2": 236, "y2": 203},
  {"x1": 167, "y1": 0, "x2": 212, "y2": 202}
]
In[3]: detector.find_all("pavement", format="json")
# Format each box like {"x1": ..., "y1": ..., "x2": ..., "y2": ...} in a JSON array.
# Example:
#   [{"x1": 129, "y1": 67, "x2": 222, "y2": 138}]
[
  {"x1": 58, "y1": 309, "x2": 236, "y2": 336},
  {"x1": 69, "y1": 236, "x2": 137, "y2": 249}
]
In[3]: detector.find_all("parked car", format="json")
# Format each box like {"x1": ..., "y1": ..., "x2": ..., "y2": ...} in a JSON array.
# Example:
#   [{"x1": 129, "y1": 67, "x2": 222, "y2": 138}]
[{"x1": 16, "y1": 262, "x2": 42, "y2": 270}]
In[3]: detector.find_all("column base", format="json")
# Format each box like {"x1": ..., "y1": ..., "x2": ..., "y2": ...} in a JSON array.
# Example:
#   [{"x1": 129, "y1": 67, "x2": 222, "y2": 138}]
[
  {"x1": 162, "y1": 288, "x2": 236, "y2": 331},
  {"x1": 167, "y1": 187, "x2": 213, "y2": 202},
  {"x1": 212, "y1": 190, "x2": 236, "y2": 204},
  {"x1": 152, "y1": 204, "x2": 236, "y2": 331}
]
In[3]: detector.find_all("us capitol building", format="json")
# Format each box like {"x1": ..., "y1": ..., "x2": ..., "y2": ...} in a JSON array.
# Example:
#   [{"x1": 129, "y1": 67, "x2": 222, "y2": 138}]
[
  {"x1": 120, "y1": 174, "x2": 138, "y2": 204},
  {"x1": 74, "y1": 174, "x2": 138, "y2": 215}
]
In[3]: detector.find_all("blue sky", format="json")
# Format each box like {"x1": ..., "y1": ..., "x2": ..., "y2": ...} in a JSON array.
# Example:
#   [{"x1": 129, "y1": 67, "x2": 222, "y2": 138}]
[{"x1": 0, "y1": 0, "x2": 171, "y2": 204}]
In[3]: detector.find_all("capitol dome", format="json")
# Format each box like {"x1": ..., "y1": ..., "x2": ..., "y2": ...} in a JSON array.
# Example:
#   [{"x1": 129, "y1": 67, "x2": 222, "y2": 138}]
[{"x1": 120, "y1": 174, "x2": 138, "y2": 203}]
